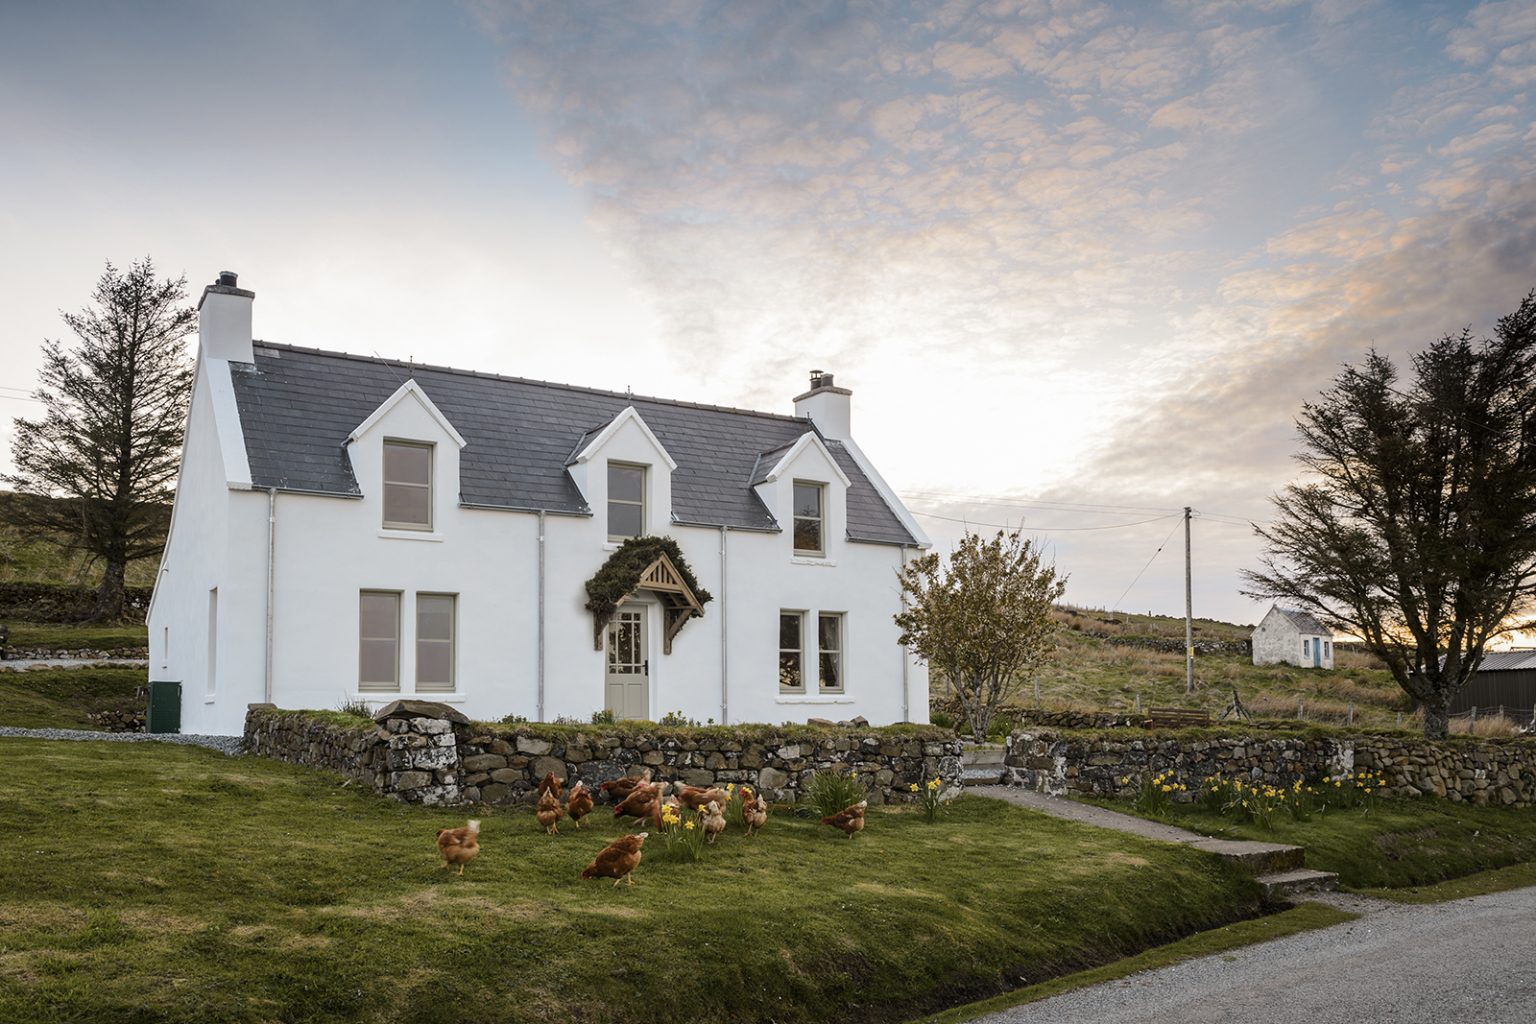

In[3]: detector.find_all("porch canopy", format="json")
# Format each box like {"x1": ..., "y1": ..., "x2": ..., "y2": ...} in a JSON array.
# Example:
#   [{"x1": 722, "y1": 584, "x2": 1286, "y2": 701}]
[{"x1": 592, "y1": 552, "x2": 706, "y2": 654}]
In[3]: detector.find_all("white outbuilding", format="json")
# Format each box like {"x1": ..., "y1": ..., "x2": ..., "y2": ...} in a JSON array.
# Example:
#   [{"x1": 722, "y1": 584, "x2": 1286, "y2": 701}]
[
  {"x1": 147, "y1": 272, "x2": 931, "y2": 735},
  {"x1": 1251, "y1": 605, "x2": 1335, "y2": 669}
]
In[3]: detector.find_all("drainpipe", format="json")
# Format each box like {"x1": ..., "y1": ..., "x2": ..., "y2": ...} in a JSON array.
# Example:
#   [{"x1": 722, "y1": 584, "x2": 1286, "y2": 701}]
[
  {"x1": 264, "y1": 488, "x2": 277, "y2": 704},
  {"x1": 900, "y1": 545, "x2": 910, "y2": 723},
  {"x1": 537, "y1": 510, "x2": 546, "y2": 723},
  {"x1": 718, "y1": 525, "x2": 729, "y2": 724}
]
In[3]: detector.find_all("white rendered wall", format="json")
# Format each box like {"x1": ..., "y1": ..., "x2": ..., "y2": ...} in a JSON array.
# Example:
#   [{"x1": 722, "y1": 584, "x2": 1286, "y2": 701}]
[
  {"x1": 154, "y1": 388, "x2": 927, "y2": 732},
  {"x1": 1251, "y1": 607, "x2": 1333, "y2": 669}
]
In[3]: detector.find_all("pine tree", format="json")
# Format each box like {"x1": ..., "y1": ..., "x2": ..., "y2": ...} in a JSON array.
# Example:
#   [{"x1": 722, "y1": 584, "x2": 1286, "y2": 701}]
[
  {"x1": 3, "y1": 258, "x2": 195, "y2": 620},
  {"x1": 1244, "y1": 291, "x2": 1536, "y2": 738}
]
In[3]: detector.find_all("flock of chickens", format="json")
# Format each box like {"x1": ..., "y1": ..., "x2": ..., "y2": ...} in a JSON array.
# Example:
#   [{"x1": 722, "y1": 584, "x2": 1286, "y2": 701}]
[{"x1": 434, "y1": 768, "x2": 870, "y2": 887}]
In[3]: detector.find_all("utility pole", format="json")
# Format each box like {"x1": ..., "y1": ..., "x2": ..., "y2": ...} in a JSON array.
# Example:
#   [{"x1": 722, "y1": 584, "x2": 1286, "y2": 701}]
[{"x1": 1184, "y1": 506, "x2": 1194, "y2": 695}]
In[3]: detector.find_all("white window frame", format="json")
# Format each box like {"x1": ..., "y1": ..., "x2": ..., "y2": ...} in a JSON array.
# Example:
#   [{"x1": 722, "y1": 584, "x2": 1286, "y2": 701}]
[
  {"x1": 206, "y1": 587, "x2": 218, "y2": 697},
  {"x1": 792, "y1": 480, "x2": 826, "y2": 557},
  {"x1": 415, "y1": 592, "x2": 457, "y2": 694},
  {"x1": 359, "y1": 590, "x2": 402, "y2": 693},
  {"x1": 779, "y1": 610, "x2": 806, "y2": 693},
  {"x1": 607, "y1": 461, "x2": 648, "y2": 541},
  {"x1": 817, "y1": 612, "x2": 844, "y2": 694},
  {"x1": 382, "y1": 439, "x2": 434, "y2": 532}
]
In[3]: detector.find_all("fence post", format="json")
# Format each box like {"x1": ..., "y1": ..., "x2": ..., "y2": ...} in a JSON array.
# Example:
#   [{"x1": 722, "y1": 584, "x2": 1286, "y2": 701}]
[
  {"x1": 1471, "y1": 706, "x2": 1477, "y2": 725},
  {"x1": 1135, "y1": 692, "x2": 1141, "y2": 713},
  {"x1": 1034, "y1": 675, "x2": 1041, "y2": 708},
  {"x1": 1347, "y1": 703, "x2": 1354, "y2": 725},
  {"x1": 1396, "y1": 712, "x2": 1403, "y2": 729},
  {"x1": 1297, "y1": 699, "x2": 1304, "y2": 720}
]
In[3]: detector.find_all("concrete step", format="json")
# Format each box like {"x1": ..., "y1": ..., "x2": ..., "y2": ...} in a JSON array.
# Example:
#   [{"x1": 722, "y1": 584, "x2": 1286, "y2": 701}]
[
  {"x1": 962, "y1": 767, "x2": 1007, "y2": 786},
  {"x1": 1256, "y1": 868, "x2": 1339, "y2": 902},
  {"x1": 962, "y1": 744, "x2": 1007, "y2": 766},
  {"x1": 1191, "y1": 838, "x2": 1306, "y2": 875}
]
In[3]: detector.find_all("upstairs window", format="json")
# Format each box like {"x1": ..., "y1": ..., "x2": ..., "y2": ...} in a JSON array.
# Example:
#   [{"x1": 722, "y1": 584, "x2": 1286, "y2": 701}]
[
  {"x1": 779, "y1": 612, "x2": 804, "y2": 692},
  {"x1": 608, "y1": 462, "x2": 646, "y2": 540},
  {"x1": 383, "y1": 440, "x2": 433, "y2": 530},
  {"x1": 793, "y1": 481, "x2": 825, "y2": 556}
]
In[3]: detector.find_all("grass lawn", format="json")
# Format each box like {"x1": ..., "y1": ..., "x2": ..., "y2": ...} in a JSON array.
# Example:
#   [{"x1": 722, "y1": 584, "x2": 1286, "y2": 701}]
[
  {"x1": 4, "y1": 622, "x2": 149, "y2": 651},
  {"x1": 1090, "y1": 797, "x2": 1536, "y2": 891},
  {"x1": 0, "y1": 741, "x2": 1265, "y2": 1024},
  {"x1": 0, "y1": 667, "x2": 145, "y2": 729}
]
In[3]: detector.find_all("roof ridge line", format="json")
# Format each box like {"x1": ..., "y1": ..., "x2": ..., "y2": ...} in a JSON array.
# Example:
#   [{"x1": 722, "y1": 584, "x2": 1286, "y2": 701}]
[{"x1": 251, "y1": 340, "x2": 811, "y2": 424}]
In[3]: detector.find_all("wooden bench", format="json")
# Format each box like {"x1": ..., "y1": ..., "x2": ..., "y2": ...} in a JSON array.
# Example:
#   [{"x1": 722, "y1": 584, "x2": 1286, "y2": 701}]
[{"x1": 1145, "y1": 707, "x2": 1211, "y2": 729}]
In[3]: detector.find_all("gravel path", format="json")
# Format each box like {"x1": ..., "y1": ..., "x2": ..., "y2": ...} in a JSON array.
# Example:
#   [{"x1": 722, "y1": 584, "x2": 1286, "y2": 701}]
[
  {"x1": 0, "y1": 726, "x2": 243, "y2": 755},
  {"x1": 976, "y1": 886, "x2": 1536, "y2": 1024},
  {"x1": 0, "y1": 658, "x2": 149, "y2": 671}
]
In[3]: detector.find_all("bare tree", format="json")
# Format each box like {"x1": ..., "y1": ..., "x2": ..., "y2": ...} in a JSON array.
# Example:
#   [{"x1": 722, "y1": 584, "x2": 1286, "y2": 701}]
[
  {"x1": 3, "y1": 258, "x2": 194, "y2": 620},
  {"x1": 895, "y1": 530, "x2": 1066, "y2": 742},
  {"x1": 1244, "y1": 291, "x2": 1536, "y2": 738}
]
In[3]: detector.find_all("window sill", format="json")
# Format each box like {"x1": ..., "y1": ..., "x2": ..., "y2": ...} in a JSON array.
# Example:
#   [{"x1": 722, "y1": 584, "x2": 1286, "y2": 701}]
[
  {"x1": 378, "y1": 529, "x2": 444, "y2": 542},
  {"x1": 776, "y1": 695, "x2": 854, "y2": 704},
  {"x1": 203, "y1": 697, "x2": 216, "y2": 704},
  {"x1": 791, "y1": 556, "x2": 837, "y2": 567},
  {"x1": 353, "y1": 693, "x2": 464, "y2": 703}
]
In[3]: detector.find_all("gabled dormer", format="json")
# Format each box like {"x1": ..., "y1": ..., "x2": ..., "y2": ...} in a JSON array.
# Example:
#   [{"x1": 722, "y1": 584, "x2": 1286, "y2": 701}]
[
  {"x1": 751, "y1": 431, "x2": 851, "y2": 561},
  {"x1": 565, "y1": 406, "x2": 676, "y2": 542},
  {"x1": 346, "y1": 379, "x2": 466, "y2": 538}
]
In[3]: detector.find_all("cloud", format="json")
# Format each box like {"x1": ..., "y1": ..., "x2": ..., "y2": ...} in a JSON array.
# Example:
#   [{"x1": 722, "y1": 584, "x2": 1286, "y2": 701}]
[{"x1": 470, "y1": 0, "x2": 1536, "y2": 620}]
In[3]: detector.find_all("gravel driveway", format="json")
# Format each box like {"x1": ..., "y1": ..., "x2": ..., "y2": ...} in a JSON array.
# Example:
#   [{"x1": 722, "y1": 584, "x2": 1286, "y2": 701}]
[
  {"x1": 0, "y1": 726, "x2": 242, "y2": 755},
  {"x1": 978, "y1": 886, "x2": 1536, "y2": 1024}
]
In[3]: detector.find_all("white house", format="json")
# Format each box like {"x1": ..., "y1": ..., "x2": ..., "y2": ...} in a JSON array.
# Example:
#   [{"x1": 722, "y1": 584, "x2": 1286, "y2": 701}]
[
  {"x1": 148, "y1": 273, "x2": 931, "y2": 735},
  {"x1": 1251, "y1": 606, "x2": 1335, "y2": 669}
]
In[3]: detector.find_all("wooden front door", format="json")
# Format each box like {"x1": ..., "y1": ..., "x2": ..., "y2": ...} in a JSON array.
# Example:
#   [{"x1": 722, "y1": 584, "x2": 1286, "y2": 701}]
[{"x1": 605, "y1": 608, "x2": 649, "y2": 721}]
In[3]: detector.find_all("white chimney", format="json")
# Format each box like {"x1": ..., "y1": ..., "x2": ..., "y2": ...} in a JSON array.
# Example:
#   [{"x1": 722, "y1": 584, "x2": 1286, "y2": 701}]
[
  {"x1": 197, "y1": 270, "x2": 255, "y2": 363},
  {"x1": 793, "y1": 369, "x2": 852, "y2": 440}
]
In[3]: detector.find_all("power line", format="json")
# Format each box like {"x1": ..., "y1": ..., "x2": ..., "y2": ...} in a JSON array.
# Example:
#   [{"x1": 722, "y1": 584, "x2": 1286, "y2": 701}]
[
  {"x1": 908, "y1": 509, "x2": 1181, "y2": 532},
  {"x1": 900, "y1": 489, "x2": 1182, "y2": 516},
  {"x1": 1110, "y1": 518, "x2": 1183, "y2": 611}
]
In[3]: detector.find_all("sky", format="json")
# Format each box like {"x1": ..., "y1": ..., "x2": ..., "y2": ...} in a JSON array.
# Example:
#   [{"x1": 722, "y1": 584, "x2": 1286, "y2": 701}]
[{"x1": 2, "y1": 0, "x2": 1534, "y2": 628}]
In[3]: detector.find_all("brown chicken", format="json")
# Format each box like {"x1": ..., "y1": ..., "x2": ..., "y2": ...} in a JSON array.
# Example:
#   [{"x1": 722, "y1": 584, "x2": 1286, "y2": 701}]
[
  {"x1": 536, "y1": 789, "x2": 565, "y2": 835},
  {"x1": 565, "y1": 780, "x2": 594, "y2": 828},
  {"x1": 536, "y1": 771, "x2": 564, "y2": 800},
  {"x1": 741, "y1": 791, "x2": 768, "y2": 836},
  {"x1": 612, "y1": 780, "x2": 664, "y2": 823},
  {"x1": 674, "y1": 784, "x2": 730, "y2": 812},
  {"x1": 436, "y1": 819, "x2": 481, "y2": 875},
  {"x1": 701, "y1": 800, "x2": 727, "y2": 844},
  {"x1": 599, "y1": 768, "x2": 652, "y2": 803},
  {"x1": 580, "y1": 832, "x2": 649, "y2": 887},
  {"x1": 820, "y1": 800, "x2": 867, "y2": 838}
]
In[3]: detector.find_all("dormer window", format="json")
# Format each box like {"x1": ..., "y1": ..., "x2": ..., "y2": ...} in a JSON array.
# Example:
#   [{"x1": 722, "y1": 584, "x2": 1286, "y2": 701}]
[
  {"x1": 793, "y1": 481, "x2": 825, "y2": 556},
  {"x1": 383, "y1": 440, "x2": 433, "y2": 530},
  {"x1": 608, "y1": 462, "x2": 647, "y2": 540}
]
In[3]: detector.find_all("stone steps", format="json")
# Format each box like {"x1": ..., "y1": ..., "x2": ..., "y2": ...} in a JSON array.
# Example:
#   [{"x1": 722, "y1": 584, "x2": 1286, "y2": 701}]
[
  {"x1": 962, "y1": 743, "x2": 1007, "y2": 786},
  {"x1": 1255, "y1": 868, "x2": 1339, "y2": 901},
  {"x1": 1189, "y1": 838, "x2": 1306, "y2": 876}
]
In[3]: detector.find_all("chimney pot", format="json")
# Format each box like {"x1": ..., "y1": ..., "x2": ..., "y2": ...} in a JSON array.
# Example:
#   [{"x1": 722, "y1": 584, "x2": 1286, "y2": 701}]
[{"x1": 217, "y1": 270, "x2": 238, "y2": 287}]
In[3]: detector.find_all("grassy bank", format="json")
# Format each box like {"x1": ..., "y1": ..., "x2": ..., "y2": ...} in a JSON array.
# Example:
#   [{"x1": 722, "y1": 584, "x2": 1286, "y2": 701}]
[
  {"x1": 0, "y1": 667, "x2": 145, "y2": 729},
  {"x1": 0, "y1": 741, "x2": 1262, "y2": 1024},
  {"x1": 1093, "y1": 797, "x2": 1536, "y2": 890},
  {"x1": 4, "y1": 622, "x2": 149, "y2": 650}
]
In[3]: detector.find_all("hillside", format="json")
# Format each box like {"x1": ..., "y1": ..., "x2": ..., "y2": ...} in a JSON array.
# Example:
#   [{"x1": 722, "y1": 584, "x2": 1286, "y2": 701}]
[
  {"x1": 998, "y1": 605, "x2": 1412, "y2": 729},
  {"x1": 0, "y1": 491, "x2": 160, "y2": 587}
]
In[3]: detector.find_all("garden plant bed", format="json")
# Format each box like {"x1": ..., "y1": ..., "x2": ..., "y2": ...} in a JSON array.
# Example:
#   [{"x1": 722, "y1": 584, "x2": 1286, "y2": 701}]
[{"x1": 0, "y1": 739, "x2": 1265, "y2": 1024}]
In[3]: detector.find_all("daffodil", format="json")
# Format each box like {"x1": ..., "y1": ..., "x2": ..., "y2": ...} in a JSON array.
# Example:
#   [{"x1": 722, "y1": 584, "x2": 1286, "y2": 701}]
[
  {"x1": 683, "y1": 820, "x2": 696, "y2": 831},
  {"x1": 910, "y1": 783, "x2": 920, "y2": 793}
]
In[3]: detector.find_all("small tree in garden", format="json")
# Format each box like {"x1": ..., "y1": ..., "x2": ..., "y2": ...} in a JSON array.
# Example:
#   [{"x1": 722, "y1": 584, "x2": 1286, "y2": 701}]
[{"x1": 895, "y1": 530, "x2": 1066, "y2": 742}]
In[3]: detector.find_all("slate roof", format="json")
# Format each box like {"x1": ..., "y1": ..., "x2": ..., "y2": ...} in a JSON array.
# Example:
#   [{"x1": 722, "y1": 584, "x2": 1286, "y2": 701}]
[
  {"x1": 228, "y1": 343, "x2": 917, "y2": 545},
  {"x1": 1276, "y1": 608, "x2": 1332, "y2": 636}
]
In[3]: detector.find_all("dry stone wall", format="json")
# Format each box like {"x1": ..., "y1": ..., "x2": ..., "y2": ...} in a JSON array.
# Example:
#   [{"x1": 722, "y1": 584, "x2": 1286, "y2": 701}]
[
  {"x1": 245, "y1": 703, "x2": 963, "y2": 808},
  {"x1": 1005, "y1": 729, "x2": 1536, "y2": 807}
]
